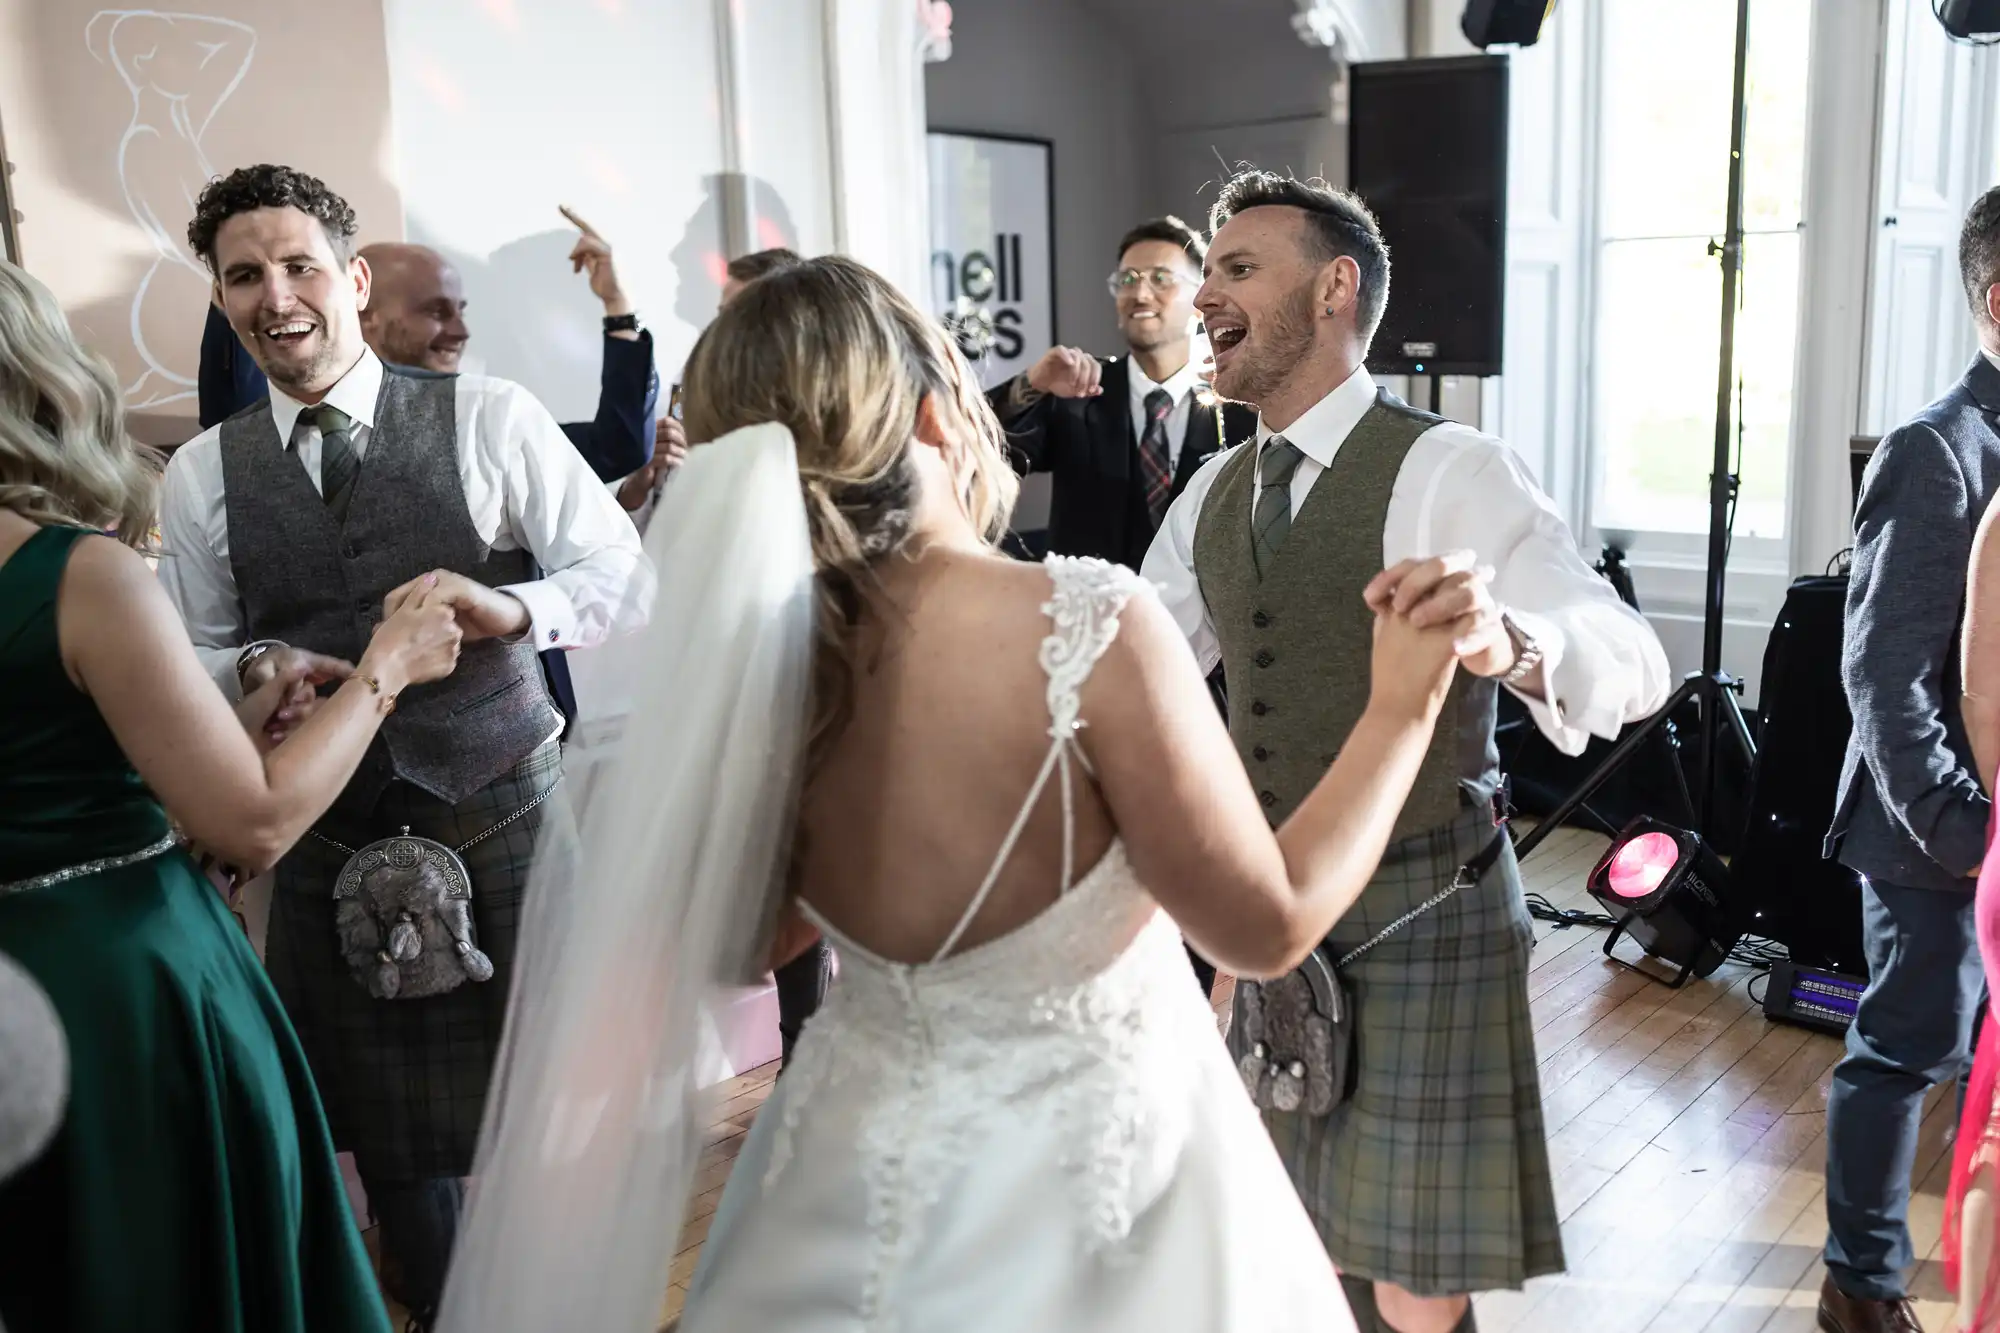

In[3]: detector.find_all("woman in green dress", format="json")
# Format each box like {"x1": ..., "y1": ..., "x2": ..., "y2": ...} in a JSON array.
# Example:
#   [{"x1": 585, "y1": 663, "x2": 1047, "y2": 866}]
[{"x1": 0, "y1": 259, "x2": 465, "y2": 1333}]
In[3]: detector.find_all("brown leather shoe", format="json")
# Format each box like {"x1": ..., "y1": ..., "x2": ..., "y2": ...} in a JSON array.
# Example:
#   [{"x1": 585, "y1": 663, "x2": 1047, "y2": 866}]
[{"x1": 1817, "y1": 1275, "x2": 1923, "y2": 1333}]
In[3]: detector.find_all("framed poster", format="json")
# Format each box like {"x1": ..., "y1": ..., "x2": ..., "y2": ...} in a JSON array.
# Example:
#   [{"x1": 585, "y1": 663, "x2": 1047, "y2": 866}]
[{"x1": 926, "y1": 130, "x2": 1055, "y2": 389}]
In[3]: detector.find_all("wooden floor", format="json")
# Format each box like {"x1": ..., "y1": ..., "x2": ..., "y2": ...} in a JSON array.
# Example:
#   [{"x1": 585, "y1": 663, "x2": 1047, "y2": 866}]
[{"x1": 406, "y1": 826, "x2": 1956, "y2": 1331}]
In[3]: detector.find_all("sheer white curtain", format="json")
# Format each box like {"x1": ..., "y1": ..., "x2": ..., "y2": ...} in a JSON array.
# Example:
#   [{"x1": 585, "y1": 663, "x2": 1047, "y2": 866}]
[{"x1": 825, "y1": 0, "x2": 941, "y2": 303}]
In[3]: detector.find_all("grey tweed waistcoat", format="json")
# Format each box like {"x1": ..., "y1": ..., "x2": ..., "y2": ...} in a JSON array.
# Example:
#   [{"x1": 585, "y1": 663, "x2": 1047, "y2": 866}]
[
  {"x1": 218, "y1": 368, "x2": 556, "y2": 814},
  {"x1": 1193, "y1": 389, "x2": 1499, "y2": 840}
]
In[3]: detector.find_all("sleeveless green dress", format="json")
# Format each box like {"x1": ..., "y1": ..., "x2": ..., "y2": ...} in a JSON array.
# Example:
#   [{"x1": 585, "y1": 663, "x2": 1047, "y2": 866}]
[{"x1": 0, "y1": 526, "x2": 389, "y2": 1333}]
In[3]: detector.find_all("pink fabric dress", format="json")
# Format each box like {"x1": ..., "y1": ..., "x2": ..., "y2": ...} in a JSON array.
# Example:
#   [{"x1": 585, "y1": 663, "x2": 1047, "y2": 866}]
[{"x1": 1945, "y1": 810, "x2": 2000, "y2": 1327}]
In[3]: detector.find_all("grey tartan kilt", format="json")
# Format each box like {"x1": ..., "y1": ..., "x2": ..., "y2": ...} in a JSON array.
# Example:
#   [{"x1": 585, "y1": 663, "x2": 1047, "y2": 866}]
[
  {"x1": 1240, "y1": 805, "x2": 1564, "y2": 1295},
  {"x1": 264, "y1": 741, "x2": 564, "y2": 1183}
]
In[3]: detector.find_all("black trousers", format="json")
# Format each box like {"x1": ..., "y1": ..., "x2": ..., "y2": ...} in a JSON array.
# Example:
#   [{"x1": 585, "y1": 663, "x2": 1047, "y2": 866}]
[
  {"x1": 1186, "y1": 945, "x2": 1217, "y2": 998},
  {"x1": 775, "y1": 937, "x2": 834, "y2": 1067}
]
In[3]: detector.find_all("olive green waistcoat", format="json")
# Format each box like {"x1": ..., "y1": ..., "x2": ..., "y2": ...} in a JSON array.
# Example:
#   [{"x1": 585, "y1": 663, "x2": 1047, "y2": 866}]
[{"x1": 1194, "y1": 390, "x2": 1499, "y2": 839}]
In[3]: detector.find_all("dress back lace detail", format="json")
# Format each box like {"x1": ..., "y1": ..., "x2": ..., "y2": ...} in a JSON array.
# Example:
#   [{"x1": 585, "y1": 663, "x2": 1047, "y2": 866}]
[{"x1": 768, "y1": 556, "x2": 1209, "y2": 1329}]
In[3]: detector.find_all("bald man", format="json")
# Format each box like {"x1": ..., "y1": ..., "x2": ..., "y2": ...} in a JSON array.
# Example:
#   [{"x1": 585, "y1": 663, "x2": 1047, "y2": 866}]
[
  {"x1": 357, "y1": 218, "x2": 659, "y2": 739},
  {"x1": 356, "y1": 208, "x2": 659, "y2": 483}
]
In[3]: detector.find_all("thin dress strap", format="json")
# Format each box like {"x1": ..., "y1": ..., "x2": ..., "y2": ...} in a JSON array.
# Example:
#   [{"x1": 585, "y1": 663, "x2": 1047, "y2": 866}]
[{"x1": 929, "y1": 557, "x2": 1142, "y2": 963}]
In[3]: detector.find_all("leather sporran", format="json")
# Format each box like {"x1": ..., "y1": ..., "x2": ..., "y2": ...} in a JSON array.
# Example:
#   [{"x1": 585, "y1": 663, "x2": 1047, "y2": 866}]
[
  {"x1": 331, "y1": 826, "x2": 495, "y2": 1000},
  {"x1": 1234, "y1": 948, "x2": 1354, "y2": 1116}
]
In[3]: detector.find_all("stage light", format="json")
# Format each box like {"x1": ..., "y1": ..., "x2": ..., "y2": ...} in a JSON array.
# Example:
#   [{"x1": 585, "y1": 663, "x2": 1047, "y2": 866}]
[
  {"x1": 1461, "y1": 0, "x2": 1557, "y2": 49},
  {"x1": 1937, "y1": 0, "x2": 2000, "y2": 41},
  {"x1": 1586, "y1": 816, "x2": 1744, "y2": 988}
]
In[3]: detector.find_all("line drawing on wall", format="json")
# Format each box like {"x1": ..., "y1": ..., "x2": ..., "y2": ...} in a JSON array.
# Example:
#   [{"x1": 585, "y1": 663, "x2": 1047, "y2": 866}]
[{"x1": 86, "y1": 10, "x2": 256, "y2": 409}]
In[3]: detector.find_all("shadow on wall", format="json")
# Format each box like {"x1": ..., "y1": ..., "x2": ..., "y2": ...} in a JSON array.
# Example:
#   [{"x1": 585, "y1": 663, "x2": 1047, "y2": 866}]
[
  {"x1": 668, "y1": 173, "x2": 802, "y2": 329},
  {"x1": 403, "y1": 172, "x2": 799, "y2": 408},
  {"x1": 18, "y1": 2, "x2": 401, "y2": 444}
]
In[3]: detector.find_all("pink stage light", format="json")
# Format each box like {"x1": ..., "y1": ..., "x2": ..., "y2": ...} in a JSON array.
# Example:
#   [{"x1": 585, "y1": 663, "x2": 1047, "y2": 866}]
[{"x1": 1605, "y1": 831, "x2": 1679, "y2": 901}]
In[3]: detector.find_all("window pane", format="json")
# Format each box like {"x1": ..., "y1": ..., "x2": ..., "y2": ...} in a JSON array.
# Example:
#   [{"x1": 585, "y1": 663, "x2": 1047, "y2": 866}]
[
  {"x1": 1744, "y1": 0, "x2": 1812, "y2": 230},
  {"x1": 1599, "y1": 0, "x2": 1810, "y2": 238},
  {"x1": 1600, "y1": 1, "x2": 1734, "y2": 238},
  {"x1": 1591, "y1": 232, "x2": 1800, "y2": 538}
]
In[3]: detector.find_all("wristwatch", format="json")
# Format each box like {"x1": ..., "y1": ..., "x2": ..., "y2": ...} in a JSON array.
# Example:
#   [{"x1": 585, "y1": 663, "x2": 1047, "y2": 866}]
[
  {"x1": 235, "y1": 639, "x2": 286, "y2": 687},
  {"x1": 602, "y1": 312, "x2": 641, "y2": 334},
  {"x1": 1498, "y1": 612, "x2": 1543, "y2": 687}
]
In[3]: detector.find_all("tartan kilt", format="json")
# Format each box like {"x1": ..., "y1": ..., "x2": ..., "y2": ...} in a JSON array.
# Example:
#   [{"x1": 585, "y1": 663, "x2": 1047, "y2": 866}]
[
  {"x1": 264, "y1": 741, "x2": 563, "y2": 1183},
  {"x1": 1243, "y1": 805, "x2": 1564, "y2": 1295}
]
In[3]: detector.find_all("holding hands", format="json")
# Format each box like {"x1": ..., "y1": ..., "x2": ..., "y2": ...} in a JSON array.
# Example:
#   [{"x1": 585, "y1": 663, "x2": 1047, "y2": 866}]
[
  {"x1": 238, "y1": 579, "x2": 466, "y2": 750},
  {"x1": 384, "y1": 569, "x2": 530, "y2": 644},
  {"x1": 1363, "y1": 551, "x2": 1505, "y2": 719}
]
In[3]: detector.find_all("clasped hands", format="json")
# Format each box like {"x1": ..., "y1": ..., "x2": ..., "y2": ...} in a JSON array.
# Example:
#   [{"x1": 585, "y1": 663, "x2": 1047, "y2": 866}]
[
  {"x1": 236, "y1": 571, "x2": 526, "y2": 749},
  {"x1": 1365, "y1": 551, "x2": 1517, "y2": 680}
]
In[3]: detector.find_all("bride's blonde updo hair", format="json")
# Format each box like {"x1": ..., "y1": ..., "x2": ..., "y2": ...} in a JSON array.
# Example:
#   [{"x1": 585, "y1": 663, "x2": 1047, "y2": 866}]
[
  {"x1": 0, "y1": 261, "x2": 160, "y2": 546},
  {"x1": 680, "y1": 254, "x2": 1019, "y2": 773}
]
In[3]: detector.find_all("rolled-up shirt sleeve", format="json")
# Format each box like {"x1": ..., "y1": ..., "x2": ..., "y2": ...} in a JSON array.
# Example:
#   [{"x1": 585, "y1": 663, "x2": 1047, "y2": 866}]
[
  {"x1": 481, "y1": 380, "x2": 651, "y2": 649},
  {"x1": 1398, "y1": 424, "x2": 1671, "y2": 755}
]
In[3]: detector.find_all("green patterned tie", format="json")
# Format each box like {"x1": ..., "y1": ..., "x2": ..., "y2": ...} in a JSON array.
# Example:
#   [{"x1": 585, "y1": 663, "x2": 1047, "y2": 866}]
[
  {"x1": 300, "y1": 403, "x2": 359, "y2": 525},
  {"x1": 1253, "y1": 435, "x2": 1306, "y2": 576}
]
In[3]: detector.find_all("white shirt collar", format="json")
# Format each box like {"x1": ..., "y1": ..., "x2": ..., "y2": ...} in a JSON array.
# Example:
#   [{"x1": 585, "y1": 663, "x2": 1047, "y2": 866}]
[
  {"x1": 1128, "y1": 355, "x2": 1205, "y2": 409},
  {"x1": 1254, "y1": 362, "x2": 1377, "y2": 468},
  {"x1": 1983, "y1": 345, "x2": 2000, "y2": 377},
  {"x1": 267, "y1": 346, "x2": 384, "y2": 445}
]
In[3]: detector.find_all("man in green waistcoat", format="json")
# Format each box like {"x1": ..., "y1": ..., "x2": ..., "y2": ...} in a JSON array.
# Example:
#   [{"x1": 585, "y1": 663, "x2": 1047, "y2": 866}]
[{"x1": 1143, "y1": 169, "x2": 1669, "y2": 1332}]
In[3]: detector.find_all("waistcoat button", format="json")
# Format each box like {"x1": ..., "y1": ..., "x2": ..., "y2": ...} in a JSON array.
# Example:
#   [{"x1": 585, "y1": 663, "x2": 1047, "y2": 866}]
[
  {"x1": 1251, "y1": 701, "x2": 1270, "y2": 717},
  {"x1": 1253, "y1": 745, "x2": 1269, "y2": 761},
  {"x1": 1255, "y1": 649, "x2": 1275, "y2": 668},
  {"x1": 1259, "y1": 790, "x2": 1276, "y2": 808},
  {"x1": 1252, "y1": 611, "x2": 1272, "y2": 629}
]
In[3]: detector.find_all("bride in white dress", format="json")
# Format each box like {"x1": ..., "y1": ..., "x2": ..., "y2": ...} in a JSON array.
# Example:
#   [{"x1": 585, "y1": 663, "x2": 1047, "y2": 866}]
[{"x1": 434, "y1": 257, "x2": 1494, "y2": 1333}]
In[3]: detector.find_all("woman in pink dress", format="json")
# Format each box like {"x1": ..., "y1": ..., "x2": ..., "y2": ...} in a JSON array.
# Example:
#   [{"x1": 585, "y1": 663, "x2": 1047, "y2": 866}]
[{"x1": 1946, "y1": 492, "x2": 2000, "y2": 1331}]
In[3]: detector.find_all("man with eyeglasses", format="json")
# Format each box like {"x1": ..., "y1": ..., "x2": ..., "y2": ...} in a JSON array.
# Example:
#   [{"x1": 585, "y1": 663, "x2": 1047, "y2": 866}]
[{"x1": 990, "y1": 216, "x2": 1257, "y2": 573}]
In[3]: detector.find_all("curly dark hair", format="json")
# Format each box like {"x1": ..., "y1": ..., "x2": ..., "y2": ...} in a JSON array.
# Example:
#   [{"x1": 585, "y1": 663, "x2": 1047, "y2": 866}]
[
  {"x1": 186, "y1": 164, "x2": 360, "y2": 272},
  {"x1": 1209, "y1": 168, "x2": 1391, "y2": 343},
  {"x1": 1115, "y1": 216, "x2": 1206, "y2": 269}
]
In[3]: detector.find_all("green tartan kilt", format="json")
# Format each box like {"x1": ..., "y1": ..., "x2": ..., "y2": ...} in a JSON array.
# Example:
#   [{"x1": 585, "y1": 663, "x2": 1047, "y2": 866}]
[
  {"x1": 264, "y1": 741, "x2": 563, "y2": 1183},
  {"x1": 1245, "y1": 806, "x2": 1564, "y2": 1295}
]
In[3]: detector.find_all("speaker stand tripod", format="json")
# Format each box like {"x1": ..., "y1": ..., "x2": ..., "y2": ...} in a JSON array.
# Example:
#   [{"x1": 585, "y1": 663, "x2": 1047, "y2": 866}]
[{"x1": 1512, "y1": 0, "x2": 1760, "y2": 865}]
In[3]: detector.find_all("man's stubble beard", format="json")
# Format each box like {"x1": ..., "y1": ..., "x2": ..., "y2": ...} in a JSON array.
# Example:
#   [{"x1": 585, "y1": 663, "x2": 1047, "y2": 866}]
[{"x1": 1219, "y1": 284, "x2": 1316, "y2": 408}]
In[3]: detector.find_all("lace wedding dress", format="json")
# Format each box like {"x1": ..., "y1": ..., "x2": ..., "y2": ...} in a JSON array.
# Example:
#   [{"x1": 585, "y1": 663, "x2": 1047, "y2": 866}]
[{"x1": 679, "y1": 556, "x2": 1356, "y2": 1333}]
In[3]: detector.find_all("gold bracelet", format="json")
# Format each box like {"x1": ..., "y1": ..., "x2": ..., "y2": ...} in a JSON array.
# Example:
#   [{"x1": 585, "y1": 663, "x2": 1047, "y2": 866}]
[{"x1": 352, "y1": 674, "x2": 398, "y2": 715}]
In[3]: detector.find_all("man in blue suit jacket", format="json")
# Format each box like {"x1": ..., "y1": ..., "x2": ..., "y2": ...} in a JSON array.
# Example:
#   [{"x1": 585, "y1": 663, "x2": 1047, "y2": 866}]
[{"x1": 1819, "y1": 187, "x2": 2000, "y2": 1333}]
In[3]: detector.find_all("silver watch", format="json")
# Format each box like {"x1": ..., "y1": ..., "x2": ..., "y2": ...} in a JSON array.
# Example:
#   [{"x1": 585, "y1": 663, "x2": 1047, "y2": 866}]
[
  {"x1": 1498, "y1": 612, "x2": 1542, "y2": 686},
  {"x1": 235, "y1": 639, "x2": 287, "y2": 686}
]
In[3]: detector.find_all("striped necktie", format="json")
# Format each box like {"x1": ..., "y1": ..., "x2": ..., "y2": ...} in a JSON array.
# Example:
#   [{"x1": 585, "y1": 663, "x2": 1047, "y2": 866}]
[
  {"x1": 1253, "y1": 435, "x2": 1306, "y2": 576},
  {"x1": 1138, "y1": 387, "x2": 1175, "y2": 528},
  {"x1": 298, "y1": 403, "x2": 360, "y2": 525}
]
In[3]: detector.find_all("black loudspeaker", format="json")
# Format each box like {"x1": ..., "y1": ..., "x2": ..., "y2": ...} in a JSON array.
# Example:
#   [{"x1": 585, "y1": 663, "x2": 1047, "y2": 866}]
[
  {"x1": 1348, "y1": 57, "x2": 1509, "y2": 377},
  {"x1": 1462, "y1": 0, "x2": 1555, "y2": 48},
  {"x1": 1727, "y1": 575, "x2": 1867, "y2": 974},
  {"x1": 1939, "y1": 0, "x2": 2000, "y2": 39}
]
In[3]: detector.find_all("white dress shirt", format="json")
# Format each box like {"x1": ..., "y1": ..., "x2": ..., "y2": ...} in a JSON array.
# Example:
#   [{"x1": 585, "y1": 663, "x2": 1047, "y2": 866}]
[
  {"x1": 1127, "y1": 357, "x2": 1206, "y2": 466},
  {"x1": 159, "y1": 348, "x2": 648, "y2": 698},
  {"x1": 1141, "y1": 363, "x2": 1671, "y2": 755}
]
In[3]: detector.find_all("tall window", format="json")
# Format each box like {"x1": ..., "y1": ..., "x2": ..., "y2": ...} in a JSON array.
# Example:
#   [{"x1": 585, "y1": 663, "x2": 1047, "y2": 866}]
[{"x1": 1590, "y1": 0, "x2": 1811, "y2": 541}]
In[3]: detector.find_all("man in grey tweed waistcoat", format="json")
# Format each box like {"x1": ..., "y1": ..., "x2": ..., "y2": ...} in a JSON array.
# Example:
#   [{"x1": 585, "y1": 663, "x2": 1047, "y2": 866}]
[
  {"x1": 158, "y1": 165, "x2": 646, "y2": 1327},
  {"x1": 1145, "y1": 171, "x2": 1668, "y2": 1332}
]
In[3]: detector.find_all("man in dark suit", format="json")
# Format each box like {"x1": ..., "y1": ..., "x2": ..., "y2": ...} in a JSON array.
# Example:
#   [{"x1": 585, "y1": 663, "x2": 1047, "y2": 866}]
[
  {"x1": 1819, "y1": 187, "x2": 2000, "y2": 1333},
  {"x1": 198, "y1": 298, "x2": 268, "y2": 428},
  {"x1": 990, "y1": 216, "x2": 1257, "y2": 572},
  {"x1": 990, "y1": 217, "x2": 1254, "y2": 998}
]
